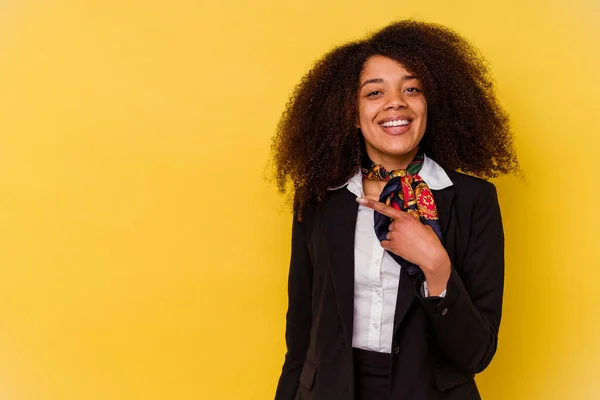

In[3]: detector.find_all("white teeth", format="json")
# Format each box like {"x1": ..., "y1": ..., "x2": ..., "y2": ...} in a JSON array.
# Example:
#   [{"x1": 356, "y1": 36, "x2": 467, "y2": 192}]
[{"x1": 381, "y1": 119, "x2": 410, "y2": 127}]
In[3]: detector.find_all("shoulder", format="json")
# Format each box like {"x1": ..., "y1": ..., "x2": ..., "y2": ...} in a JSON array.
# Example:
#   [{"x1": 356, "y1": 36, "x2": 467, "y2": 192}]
[
  {"x1": 442, "y1": 170, "x2": 502, "y2": 234},
  {"x1": 295, "y1": 194, "x2": 327, "y2": 226},
  {"x1": 296, "y1": 185, "x2": 355, "y2": 226},
  {"x1": 443, "y1": 169, "x2": 500, "y2": 218},
  {"x1": 445, "y1": 169, "x2": 497, "y2": 197}
]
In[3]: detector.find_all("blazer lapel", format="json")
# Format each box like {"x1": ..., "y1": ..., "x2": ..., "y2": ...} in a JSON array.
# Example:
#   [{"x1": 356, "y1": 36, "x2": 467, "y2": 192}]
[
  {"x1": 393, "y1": 185, "x2": 457, "y2": 335},
  {"x1": 324, "y1": 189, "x2": 358, "y2": 346},
  {"x1": 431, "y1": 186, "x2": 456, "y2": 239}
]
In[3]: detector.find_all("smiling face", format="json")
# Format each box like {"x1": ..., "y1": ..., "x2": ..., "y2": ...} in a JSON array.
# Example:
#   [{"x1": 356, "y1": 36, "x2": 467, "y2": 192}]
[{"x1": 357, "y1": 55, "x2": 428, "y2": 170}]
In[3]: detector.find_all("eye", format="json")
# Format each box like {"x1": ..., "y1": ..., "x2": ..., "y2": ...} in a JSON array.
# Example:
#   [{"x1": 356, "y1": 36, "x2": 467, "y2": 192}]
[
  {"x1": 404, "y1": 87, "x2": 422, "y2": 94},
  {"x1": 366, "y1": 90, "x2": 383, "y2": 97}
]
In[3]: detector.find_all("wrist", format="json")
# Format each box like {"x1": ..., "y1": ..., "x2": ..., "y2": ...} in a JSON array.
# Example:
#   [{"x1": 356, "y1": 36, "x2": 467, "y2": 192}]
[
  {"x1": 422, "y1": 280, "x2": 447, "y2": 298},
  {"x1": 421, "y1": 251, "x2": 451, "y2": 276},
  {"x1": 421, "y1": 257, "x2": 451, "y2": 296},
  {"x1": 424, "y1": 280, "x2": 448, "y2": 297}
]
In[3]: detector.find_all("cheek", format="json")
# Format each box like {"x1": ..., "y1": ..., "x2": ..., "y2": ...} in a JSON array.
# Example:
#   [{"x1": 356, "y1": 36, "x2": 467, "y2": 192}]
[
  {"x1": 357, "y1": 113, "x2": 368, "y2": 129},
  {"x1": 417, "y1": 100, "x2": 428, "y2": 119},
  {"x1": 419, "y1": 109, "x2": 427, "y2": 124},
  {"x1": 358, "y1": 103, "x2": 377, "y2": 124}
]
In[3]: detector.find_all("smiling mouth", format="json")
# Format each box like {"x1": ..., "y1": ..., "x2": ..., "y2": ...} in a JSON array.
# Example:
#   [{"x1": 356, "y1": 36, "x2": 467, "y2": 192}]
[{"x1": 379, "y1": 118, "x2": 412, "y2": 135}]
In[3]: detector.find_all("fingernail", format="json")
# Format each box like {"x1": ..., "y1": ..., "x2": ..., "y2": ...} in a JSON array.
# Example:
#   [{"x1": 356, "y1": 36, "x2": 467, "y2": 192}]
[{"x1": 356, "y1": 197, "x2": 367, "y2": 204}]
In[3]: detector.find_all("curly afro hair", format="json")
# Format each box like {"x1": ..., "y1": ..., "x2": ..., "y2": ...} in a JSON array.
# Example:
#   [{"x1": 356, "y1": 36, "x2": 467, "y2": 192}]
[{"x1": 271, "y1": 20, "x2": 519, "y2": 213}]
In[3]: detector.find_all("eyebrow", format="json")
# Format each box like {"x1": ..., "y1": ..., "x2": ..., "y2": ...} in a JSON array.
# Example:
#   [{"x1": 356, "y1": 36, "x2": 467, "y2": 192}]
[{"x1": 359, "y1": 75, "x2": 417, "y2": 89}]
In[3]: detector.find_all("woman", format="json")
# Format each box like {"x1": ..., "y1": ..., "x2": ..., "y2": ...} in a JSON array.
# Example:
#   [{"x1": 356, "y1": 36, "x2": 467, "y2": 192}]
[{"x1": 271, "y1": 20, "x2": 518, "y2": 400}]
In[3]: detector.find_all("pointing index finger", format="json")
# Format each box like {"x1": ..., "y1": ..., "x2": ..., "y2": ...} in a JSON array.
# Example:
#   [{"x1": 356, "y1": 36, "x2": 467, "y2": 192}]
[{"x1": 356, "y1": 197, "x2": 404, "y2": 220}]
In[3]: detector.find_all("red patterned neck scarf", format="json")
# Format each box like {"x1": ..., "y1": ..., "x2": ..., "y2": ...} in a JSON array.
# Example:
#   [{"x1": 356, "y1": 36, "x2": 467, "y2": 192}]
[{"x1": 361, "y1": 152, "x2": 443, "y2": 275}]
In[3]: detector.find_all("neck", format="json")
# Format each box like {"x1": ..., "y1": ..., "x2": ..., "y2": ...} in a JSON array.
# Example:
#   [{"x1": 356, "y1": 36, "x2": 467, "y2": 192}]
[
  {"x1": 366, "y1": 147, "x2": 419, "y2": 171},
  {"x1": 362, "y1": 179, "x2": 387, "y2": 200}
]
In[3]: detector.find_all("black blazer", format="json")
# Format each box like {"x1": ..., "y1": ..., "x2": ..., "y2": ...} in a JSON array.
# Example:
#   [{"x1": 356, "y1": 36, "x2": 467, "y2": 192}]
[{"x1": 275, "y1": 169, "x2": 505, "y2": 400}]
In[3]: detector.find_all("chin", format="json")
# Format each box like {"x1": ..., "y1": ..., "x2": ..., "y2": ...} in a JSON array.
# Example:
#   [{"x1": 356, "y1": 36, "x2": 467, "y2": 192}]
[
  {"x1": 381, "y1": 143, "x2": 418, "y2": 157},
  {"x1": 363, "y1": 132, "x2": 422, "y2": 160}
]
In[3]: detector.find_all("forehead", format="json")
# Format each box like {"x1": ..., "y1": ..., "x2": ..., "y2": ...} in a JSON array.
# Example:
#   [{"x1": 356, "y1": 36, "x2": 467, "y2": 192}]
[{"x1": 360, "y1": 55, "x2": 414, "y2": 79}]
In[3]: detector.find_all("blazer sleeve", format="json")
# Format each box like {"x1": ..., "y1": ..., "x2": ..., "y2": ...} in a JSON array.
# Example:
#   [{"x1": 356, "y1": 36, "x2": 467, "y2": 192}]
[
  {"x1": 274, "y1": 212, "x2": 314, "y2": 400},
  {"x1": 416, "y1": 181, "x2": 504, "y2": 374}
]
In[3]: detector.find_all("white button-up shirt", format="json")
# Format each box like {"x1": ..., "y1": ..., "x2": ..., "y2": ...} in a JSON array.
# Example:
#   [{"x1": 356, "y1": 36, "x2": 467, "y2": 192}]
[{"x1": 330, "y1": 155, "x2": 453, "y2": 353}]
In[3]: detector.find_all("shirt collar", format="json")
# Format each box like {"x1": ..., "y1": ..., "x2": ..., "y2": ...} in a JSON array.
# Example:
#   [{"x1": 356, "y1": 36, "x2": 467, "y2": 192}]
[{"x1": 327, "y1": 154, "x2": 453, "y2": 197}]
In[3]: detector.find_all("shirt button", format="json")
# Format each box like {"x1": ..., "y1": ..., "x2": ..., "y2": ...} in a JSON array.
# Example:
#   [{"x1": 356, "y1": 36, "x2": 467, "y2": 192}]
[
  {"x1": 376, "y1": 289, "x2": 381, "y2": 296},
  {"x1": 441, "y1": 308, "x2": 448, "y2": 316},
  {"x1": 394, "y1": 346, "x2": 400, "y2": 355},
  {"x1": 373, "y1": 323, "x2": 379, "y2": 329},
  {"x1": 374, "y1": 258, "x2": 381, "y2": 264}
]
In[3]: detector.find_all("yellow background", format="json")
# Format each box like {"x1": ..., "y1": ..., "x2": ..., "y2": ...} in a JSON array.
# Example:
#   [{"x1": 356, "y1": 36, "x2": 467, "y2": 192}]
[{"x1": 0, "y1": 0, "x2": 598, "y2": 399}]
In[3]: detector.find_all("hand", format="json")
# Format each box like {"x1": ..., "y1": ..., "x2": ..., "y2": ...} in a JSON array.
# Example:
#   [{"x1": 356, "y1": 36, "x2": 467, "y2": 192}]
[{"x1": 356, "y1": 196, "x2": 451, "y2": 294}]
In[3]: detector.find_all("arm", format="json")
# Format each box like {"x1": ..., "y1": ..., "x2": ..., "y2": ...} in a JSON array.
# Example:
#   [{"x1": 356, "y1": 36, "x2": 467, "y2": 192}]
[
  {"x1": 416, "y1": 182, "x2": 504, "y2": 374},
  {"x1": 274, "y1": 213, "x2": 314, "y2": 400}
]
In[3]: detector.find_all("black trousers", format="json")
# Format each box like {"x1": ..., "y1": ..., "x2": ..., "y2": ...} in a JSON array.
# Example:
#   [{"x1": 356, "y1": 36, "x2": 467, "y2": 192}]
[{"x1": 353, "y1": 348, "x2": 391, "y2": 400}]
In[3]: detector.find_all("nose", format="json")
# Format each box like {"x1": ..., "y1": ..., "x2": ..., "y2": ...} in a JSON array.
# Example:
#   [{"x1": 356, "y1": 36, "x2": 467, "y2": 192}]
[{"x1": 384, "y1": 91, "x2": 408, "y2": 110}]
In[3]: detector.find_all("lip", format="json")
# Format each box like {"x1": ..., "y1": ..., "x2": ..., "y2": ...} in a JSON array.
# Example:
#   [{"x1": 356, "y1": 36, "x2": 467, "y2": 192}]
[{"x1": 379, "y1": 121, "x2": 411, "y2": 135}]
